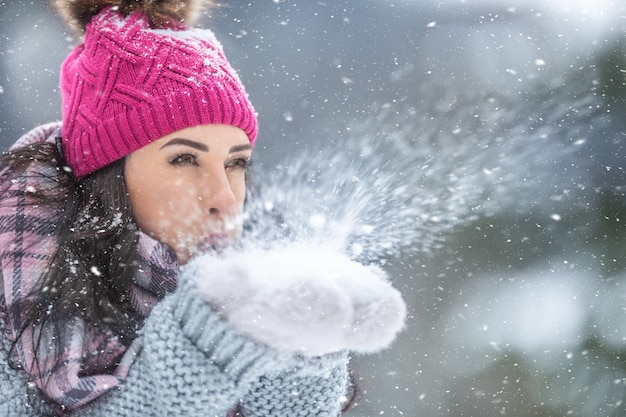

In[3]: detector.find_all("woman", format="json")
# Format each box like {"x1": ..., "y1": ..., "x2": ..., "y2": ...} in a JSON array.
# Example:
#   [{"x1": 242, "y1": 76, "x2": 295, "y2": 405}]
[{"x1": 0, "y1": 0, "x2": 405, "y2": 416}]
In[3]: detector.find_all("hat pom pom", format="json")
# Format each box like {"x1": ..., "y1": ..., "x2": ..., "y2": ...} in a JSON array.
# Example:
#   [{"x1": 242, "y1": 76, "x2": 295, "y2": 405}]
[{"x1": 53, "y1": 0, "x2": 216, "y2": 35}]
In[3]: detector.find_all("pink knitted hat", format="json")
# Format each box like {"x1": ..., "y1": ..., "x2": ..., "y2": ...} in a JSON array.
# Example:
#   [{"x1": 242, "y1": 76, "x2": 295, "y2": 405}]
[{"x1": 60, "y1": 6, "x2": 257, "y2": 178}]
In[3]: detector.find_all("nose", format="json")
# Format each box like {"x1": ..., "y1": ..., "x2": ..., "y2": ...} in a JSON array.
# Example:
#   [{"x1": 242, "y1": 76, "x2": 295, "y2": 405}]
[{"x1": 200, "y1": 169, "x2": 237, "y2": 216}]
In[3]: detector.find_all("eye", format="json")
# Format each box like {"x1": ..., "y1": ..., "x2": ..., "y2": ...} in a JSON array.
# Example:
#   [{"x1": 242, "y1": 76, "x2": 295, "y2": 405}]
[
  {"x1": 226, "y1": 156, "x2": 253, "y2": 171},
  {"x1": 170, "y1": 152, "x2": 199, "y2": 166}
]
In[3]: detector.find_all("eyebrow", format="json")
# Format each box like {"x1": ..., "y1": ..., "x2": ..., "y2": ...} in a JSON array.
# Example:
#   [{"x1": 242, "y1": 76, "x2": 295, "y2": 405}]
[
  {"x1": 230, "y1": 144, "x2": 252, "y2": 153},
  {"x1": 160, "y1": 138, "x2": 209, "y2": 152},
  {"x1": 159, "y1": 139, "x2": 251, "y2": 154}
]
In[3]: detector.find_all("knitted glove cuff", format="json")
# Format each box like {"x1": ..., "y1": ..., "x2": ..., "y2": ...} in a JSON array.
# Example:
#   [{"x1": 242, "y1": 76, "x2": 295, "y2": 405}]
[
  {"x1": 172, "y1": 277, "x2": 286, "y2": 385},
  {"x1": 278, "y1": 351, "x2": 349, "y2": 378},
  {"x1": 241, "y1": 352, "x2": 350, "y2": 417}
]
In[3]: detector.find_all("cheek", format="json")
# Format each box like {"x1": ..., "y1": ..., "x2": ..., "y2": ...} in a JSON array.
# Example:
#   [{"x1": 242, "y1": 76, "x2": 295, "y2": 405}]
[
  {"x1": 143, "y1": 187, "x2": 200, "y2": 220},
  {"x1": 127, "y1": 175, "x2": 184, "y2": 231},
  {"x1": 128, "y1": 186, "x2": 168, "y2": 235}
]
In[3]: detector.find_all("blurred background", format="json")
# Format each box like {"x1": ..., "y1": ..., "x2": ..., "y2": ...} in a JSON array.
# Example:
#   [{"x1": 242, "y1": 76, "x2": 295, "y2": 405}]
[{"x1": 2, "y1": 1, "x2": 626, "y2": 416}]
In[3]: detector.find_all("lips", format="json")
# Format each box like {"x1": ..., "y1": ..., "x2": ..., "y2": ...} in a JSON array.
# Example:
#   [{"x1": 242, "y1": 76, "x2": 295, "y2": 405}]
[{"x1": 197, "y1": 233, "x2": 230, "y2": 253}]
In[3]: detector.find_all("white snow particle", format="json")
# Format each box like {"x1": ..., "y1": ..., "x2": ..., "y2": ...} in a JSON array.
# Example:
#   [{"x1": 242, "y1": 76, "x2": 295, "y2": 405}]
[{"x1": 309, "y1": 214, "x2": 326, "y2": 228}]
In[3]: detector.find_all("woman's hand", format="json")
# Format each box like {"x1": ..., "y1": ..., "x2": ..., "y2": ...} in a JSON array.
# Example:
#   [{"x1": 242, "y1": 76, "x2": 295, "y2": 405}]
[{"x1": 181, "y1": 245, "x2": 406, "y2": 357}]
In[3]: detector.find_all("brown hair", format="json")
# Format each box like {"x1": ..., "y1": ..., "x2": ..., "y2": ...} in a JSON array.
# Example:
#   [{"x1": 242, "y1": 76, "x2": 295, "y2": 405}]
[{"x1": 3, "y1": 141, "x2": 142, "y2": 379}]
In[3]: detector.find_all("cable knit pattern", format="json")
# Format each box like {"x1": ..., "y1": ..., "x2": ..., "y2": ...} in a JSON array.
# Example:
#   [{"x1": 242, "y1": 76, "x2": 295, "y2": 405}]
[{"x1": 60, "y1": 7, "x2": 258, "y2": 178}]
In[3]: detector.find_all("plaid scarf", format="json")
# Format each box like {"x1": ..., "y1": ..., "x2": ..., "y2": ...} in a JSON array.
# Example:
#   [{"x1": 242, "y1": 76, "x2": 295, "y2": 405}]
[{"x1": 0, "y1": 123, "x2": 207, "y2": 413}]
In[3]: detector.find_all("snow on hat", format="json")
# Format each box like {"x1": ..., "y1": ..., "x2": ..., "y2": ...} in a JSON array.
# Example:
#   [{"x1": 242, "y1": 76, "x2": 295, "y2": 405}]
[{"x1": 60, "y1": 6, "x2": 257, "y2": 178}]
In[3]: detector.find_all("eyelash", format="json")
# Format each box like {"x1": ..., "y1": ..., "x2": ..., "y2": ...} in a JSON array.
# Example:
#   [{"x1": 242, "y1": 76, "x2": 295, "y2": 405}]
[
  {"x1": 227, "y1": 156, "x2": 253, "y2": 171},
  {"x1": 170, "y1": 152, "x2": 199, "y2": 166},
  {"x1": 169, "y1": 153, "x2": 253, "y2": 170}
]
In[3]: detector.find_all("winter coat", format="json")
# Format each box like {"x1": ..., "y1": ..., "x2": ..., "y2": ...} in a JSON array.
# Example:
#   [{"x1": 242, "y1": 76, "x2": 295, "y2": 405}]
[{"x1": 0, "y1": 123, "x2": 349, "y2": 416}]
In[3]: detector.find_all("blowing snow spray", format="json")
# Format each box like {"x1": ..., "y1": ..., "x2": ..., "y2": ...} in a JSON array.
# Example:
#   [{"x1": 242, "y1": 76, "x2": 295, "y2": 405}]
[{"x1": 244, "y1": 83, "x2": 604, "y2": 264}]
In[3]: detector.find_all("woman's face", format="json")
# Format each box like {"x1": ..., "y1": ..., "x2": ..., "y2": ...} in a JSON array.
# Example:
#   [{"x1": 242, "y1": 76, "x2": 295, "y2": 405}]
[{"x1": 125, "y1": 124, "x2": 252, "y2": 265}]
